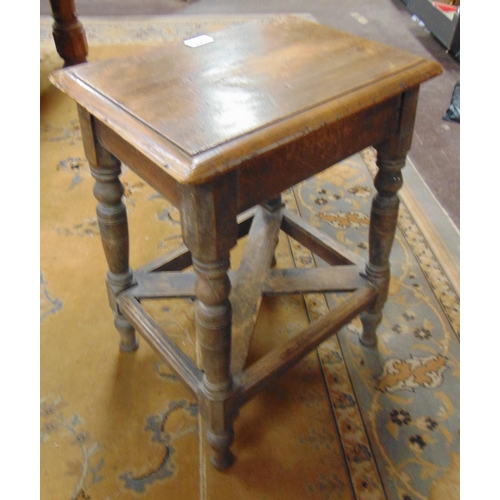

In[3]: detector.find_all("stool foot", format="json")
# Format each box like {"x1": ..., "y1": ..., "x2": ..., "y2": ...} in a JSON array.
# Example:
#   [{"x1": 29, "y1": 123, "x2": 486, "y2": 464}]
[
  {"x1": 114, "y1": 314, "x2": 139, "y2": 352},
  {"x1": 212, "y1": 450, "x2": 235, "y2": 471},
  {"x1": 359, "y1": 311, "x2": 381, "y2": 347},
  {"x1": 207, "y1": 428, "x2": 235, "y2": 470}
]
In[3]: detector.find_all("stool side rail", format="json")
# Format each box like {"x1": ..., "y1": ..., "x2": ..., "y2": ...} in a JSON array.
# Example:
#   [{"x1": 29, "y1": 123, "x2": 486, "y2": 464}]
[
  {"x1": 117, "y1": 296, "x2": 203, "y2": 395},
  {"x1": 235, "y1": 285, "x2": 377, "y2": 405}
]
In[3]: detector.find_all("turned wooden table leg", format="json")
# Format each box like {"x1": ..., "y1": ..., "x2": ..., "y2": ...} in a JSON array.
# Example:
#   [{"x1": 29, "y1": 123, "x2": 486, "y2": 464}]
[
  {"x1": 49, "y1": 0, "x2": 88, "y2": 67},
  {"x1": 360, "y1": 88, "x2": 420, "y2": 347},
  {"x1": 262, "y1": 195, "x2": 283, "y2": 268},
  {"x1": 181, "y1": 175, "x2": 239, "y2": 470},
  {"x1": 78, "y1": 106, "x2": 138, "y2": 352},
  {"x1": 193, "y1": 256, "x2": 236, "y2": 469}
]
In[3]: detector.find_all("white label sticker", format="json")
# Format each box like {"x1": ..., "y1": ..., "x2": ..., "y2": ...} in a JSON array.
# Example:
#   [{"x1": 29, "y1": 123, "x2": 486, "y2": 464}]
[{"x1": 183, "y1": 35, "x2": 214, "y2": 48}]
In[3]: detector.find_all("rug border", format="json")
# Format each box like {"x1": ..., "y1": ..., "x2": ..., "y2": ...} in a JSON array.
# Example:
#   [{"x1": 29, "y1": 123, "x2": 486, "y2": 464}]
[{"x1": 400, "y1": 156, "x2": 460, "y2": 292}]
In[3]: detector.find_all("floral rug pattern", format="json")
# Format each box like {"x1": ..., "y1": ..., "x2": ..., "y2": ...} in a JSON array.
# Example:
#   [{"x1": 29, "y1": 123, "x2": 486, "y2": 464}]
[{"x1": 40, "y1": 15, "x2": 459, "y2": 500}]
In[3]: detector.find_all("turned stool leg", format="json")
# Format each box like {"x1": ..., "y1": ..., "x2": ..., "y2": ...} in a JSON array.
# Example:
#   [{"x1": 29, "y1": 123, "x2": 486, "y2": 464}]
[
  {"x1": 360, "y1": 88, "x2": 420, "y2": 347},
  {"x1": 262, "y1": 195, "x2": 283, "y2": 268},
  {"x1": 193, "y1": 257, "x2": 236, "y2": 469},
  {"x1": 49, "y1": 0, "x2": 88, "y2": 67},
  {"x1": 180, "y1": 175, "x2": 239, "y2": 470},
  {"x1": 91, "y1": 155, "x2": 138, "y2": 352},
  {"x1": 360, "y1": 151, "x2": 404, "y2": 346},
  {"x1": 78, "y1": 107, "x2": 138, "y2": 352}
]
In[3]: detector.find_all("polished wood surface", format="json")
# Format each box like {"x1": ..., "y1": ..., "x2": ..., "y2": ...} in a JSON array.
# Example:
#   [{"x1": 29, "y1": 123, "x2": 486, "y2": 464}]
[
  {"x1": 50, "y1": 16, "x2": 442, "y2": 471},
  {"x1": 50, "y1": 17, "x2": 441, "y2": 184}
]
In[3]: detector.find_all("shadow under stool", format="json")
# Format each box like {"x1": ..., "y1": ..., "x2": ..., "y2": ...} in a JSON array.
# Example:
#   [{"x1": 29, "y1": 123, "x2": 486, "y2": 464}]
[{"x1": 50, "y1": 16, "x2": 442, "y2": 470}]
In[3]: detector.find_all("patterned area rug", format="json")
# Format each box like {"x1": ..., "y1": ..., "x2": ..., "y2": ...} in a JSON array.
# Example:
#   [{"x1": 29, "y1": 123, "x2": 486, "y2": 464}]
[{"x1": 40, "y1": 15, "x2": 460, "y2": 500}]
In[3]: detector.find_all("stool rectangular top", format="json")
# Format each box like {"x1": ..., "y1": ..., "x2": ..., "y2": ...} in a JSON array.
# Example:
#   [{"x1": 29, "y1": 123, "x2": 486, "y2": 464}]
[{"x1": 50, "y1": 16, "x2": 441, "y2": 185}]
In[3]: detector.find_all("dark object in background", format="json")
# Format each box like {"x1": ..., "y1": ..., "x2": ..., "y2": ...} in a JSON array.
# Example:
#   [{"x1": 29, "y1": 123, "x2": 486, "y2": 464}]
[
  {"x1": 405, "y1": 0, "x2": 460, "y2": 59},
  {"x1": 443, "y1": 80, "x2": 460, "y2": 123}
]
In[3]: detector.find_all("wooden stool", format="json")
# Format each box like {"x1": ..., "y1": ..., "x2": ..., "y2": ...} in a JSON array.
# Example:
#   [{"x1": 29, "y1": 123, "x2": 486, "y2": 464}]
[{"x1": 50, "y1": 17, "x2": 441, "y2": 470}]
